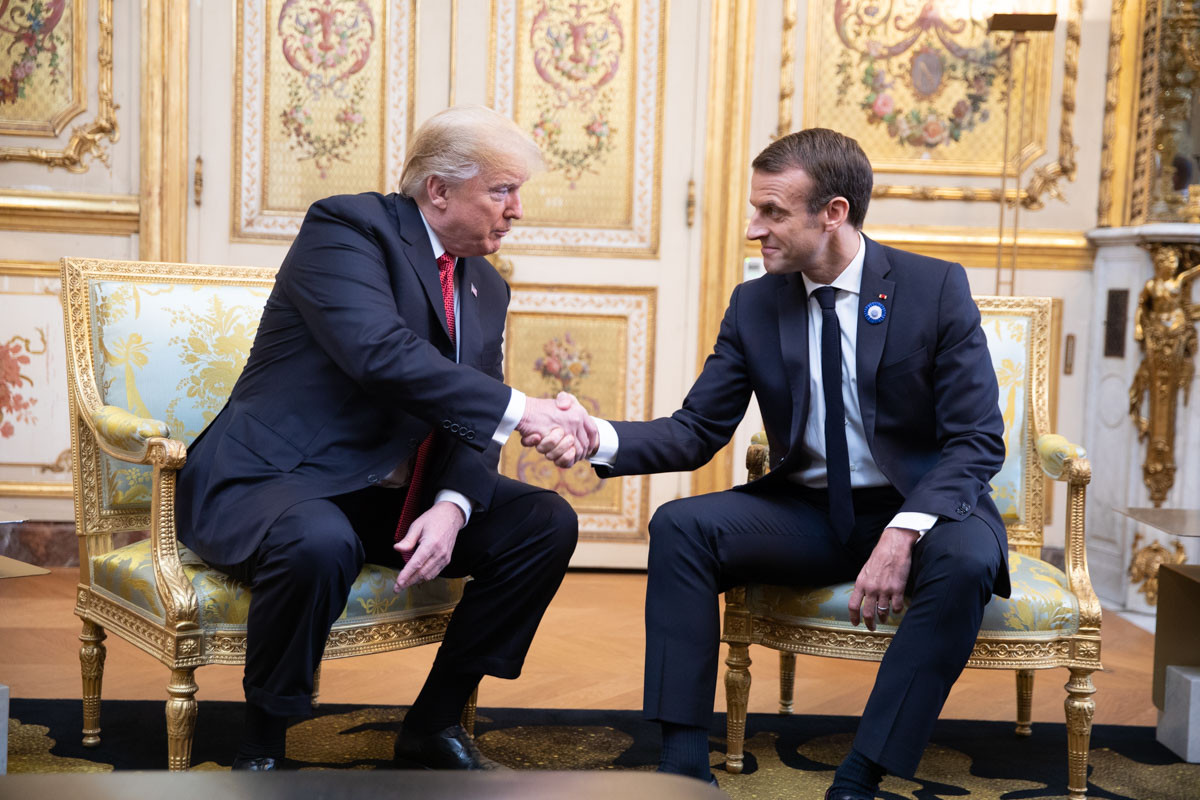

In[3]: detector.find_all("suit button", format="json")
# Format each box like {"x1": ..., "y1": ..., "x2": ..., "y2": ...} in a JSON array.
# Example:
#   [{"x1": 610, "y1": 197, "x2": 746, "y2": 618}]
[
  {"x1": 367, "y1": 474, "x2": 379, "y2": 484},
  {"x1": 450, "y1": 423, "x2": 460, "y2": 433},
  {"x1": 466, "y1": 430, "x2": 475, "y2": 440},
  {"x1": 956, "y1": 502, "x2": 970, "y2": 515},
  {"x1": 407, "y1": 439, "x2": 416, "y2": 447},
  {"x1": 442, "y1": 420, "x2": 451, "y2": 429}
]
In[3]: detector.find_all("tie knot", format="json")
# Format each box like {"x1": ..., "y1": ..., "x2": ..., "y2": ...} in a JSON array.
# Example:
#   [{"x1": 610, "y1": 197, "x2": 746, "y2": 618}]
[
  {"x1": 437, "y1": 253, "x2": 456, "y2": 274},
  {"x1": 813, "y1": 285, "x2": 838, "y2": 311}
]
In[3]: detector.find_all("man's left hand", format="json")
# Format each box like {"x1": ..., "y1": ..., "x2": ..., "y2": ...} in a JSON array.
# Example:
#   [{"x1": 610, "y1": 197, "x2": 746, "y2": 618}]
[
  {"x1": 393, "y1": 501, "x2": 466, "y2": 592},
  {"x1": 848, "y1": 526, "x2": 919, "y2": 632}
]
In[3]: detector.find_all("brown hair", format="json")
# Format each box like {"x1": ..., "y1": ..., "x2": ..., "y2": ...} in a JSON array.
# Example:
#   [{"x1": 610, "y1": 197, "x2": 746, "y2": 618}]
[{"x1": 751, "y1": 128, "x2": 873, "y2": 229}]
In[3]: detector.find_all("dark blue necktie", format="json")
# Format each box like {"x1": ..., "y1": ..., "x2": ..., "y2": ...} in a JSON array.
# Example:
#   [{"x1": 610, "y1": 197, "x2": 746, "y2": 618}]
[{"x1": 813, "y1": 286, "x2": 855, "y2": 540}]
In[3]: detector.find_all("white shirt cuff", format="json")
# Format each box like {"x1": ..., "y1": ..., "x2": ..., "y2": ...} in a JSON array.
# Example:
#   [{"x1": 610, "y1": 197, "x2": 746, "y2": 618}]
[
  {"x1": 588, "y1": 417, "x2": 619, "y2": 466},
  {"x1": 887, "y1": 511, "x2": 939, "y2": 542},
  {"x1": 493, "y1": 388, "x2": 526, "y2": 445},
  {"x1": 434, "y1": 489, "x2": 473, "y2": 527}
]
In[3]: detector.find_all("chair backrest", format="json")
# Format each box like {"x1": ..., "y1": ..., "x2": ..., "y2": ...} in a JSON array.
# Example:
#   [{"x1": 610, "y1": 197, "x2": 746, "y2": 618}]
[
  {"x1": 975, "y1": 295, "x2": 1056, "y2": 557},
  {"x1": 62, "y1": 258, "x2": 277, "y2": 549}
]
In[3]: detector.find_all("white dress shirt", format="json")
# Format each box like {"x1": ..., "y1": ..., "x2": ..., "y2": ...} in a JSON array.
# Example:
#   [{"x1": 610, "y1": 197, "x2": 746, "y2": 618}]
[
  {"x1": 391, "y1": 212, "x2": 525, "y2": 524},
  {"x1": 590, "y1": 233, "x2": 936, "y2": 537}
]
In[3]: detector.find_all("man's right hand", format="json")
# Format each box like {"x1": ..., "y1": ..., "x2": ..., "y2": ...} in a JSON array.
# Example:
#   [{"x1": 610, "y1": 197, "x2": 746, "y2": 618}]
[{"x1": 516, "y1": 392, "x2": 597, "y2": 467}]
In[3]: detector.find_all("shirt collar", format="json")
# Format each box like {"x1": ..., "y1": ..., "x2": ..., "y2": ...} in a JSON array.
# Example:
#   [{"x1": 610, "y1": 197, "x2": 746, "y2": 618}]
[
  {"x1": 801, "y1": 232, "x2": 866, "y2": 298},
  {"x1": 417, "y1": 207, "x2": 449, "y2": 261}
]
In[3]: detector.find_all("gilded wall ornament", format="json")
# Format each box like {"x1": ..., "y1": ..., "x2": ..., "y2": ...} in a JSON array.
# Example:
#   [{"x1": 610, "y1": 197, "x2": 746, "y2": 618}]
[
  {"x1": 1129, "y1": 244, "x2": 1200, "y2": 505},
  {"x1": 1128, "y1": 531, "x2": 1188, "y2": 604}
]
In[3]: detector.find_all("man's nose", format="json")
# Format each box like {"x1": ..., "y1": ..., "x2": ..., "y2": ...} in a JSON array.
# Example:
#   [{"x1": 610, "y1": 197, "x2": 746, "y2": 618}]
[
  {"x1": 506, "y1": 190, "x2": 523, "y2": 219},
  {"x1": 746, "y1": 215, "x2": 765, "y2": 240}
]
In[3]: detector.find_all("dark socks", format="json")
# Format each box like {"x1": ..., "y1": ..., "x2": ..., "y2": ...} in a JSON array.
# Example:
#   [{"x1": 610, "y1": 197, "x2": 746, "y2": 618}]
[
  {"x1": 658, "y1": 721, "x2": 711, "y2": 781},
  {"x1": 237, "y1": 702, "x2": 288, "y2": 759},
  {"x1": 402, "y1": 666, "x2": 484, "y2": 734},
  {"x1": 830, "y1": 747, "x2": 886, "y2": 798}
]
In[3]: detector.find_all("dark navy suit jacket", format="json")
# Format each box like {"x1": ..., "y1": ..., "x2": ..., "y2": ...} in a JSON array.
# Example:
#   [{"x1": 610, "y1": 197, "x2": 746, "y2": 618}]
[
  {"x1": 598, "y1": 236, "x2": 1011, "y2": 596},
  {"x1": 177, "y1": 193, "x2": 513, "y2": 567}
]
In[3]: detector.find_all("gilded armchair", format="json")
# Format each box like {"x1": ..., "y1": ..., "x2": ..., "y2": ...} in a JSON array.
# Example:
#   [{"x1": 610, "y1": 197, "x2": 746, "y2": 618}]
[
  {"x1": 62, "y1": 257, "x2": 471, "y2": 770},
  {"x1": 721, "y1": 295, "x2": 1100, "y2": 800}
]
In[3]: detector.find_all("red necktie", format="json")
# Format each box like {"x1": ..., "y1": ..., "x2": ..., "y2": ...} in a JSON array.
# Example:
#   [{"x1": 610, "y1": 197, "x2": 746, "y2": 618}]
[{"x1": 395, "y1": 253, "x2": 457, "y2": 544}]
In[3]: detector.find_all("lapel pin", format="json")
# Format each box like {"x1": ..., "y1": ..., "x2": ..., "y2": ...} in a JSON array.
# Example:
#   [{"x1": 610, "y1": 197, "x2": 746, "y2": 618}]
[
  {"x1": 864, "y1": 301, "x2": 887, "y2": 324},
  {"x1": 470, "y1": 283, "x2": 478, "y2": 298},
  {"x1": 878, "y1": 293, "x2": 888, "y2": 300}
]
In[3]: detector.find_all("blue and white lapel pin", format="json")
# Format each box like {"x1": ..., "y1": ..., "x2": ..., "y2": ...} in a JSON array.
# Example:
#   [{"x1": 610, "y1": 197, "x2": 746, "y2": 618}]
[{"x1": 863, "y1": 295, "x2": 887, "y2": 324}]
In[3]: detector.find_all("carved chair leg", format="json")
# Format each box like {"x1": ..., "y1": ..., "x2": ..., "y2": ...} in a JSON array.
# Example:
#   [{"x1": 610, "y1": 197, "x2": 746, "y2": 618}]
[
  {"x1": 724, "y1": 642, "x2": 752, "y2": 774},
  {"x1": 1015, "y1": 669, "x2": 1034, "y2": 736},
  {"x1": 461, "y1": 685, "x2": 479, "y2": 737},
  {"x1": 165, "y1": 667, "x2": 199, "y2": 771},
  {"x1": 79, "y1": 619, "x2": 107, "y2": 747},
  {"x1": 779, "y1": 651, "x2": 796, "y2": 715},
  {"x1": 312, "y1": 662, "x2": 323, "y2": 708},
  {"x1": 1064, "y1": 667, "x2": 1096, "y2": 800}
]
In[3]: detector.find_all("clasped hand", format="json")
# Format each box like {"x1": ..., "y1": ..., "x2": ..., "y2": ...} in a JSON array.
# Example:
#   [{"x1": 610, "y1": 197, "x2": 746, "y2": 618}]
[
  {"x1": 516, "y1": 392, "x2": 597, "y2": 468},
  {"x1": 393, "y1": 501, "x2": 465, "y2": 592}
]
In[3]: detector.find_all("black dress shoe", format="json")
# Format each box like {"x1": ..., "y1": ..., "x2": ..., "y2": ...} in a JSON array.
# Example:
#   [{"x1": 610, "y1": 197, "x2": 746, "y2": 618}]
[
  {"x1": 231, "y1": 755, "x2": 278, "y2": 771},
  {"x1": 393, "y1": 724, "x2": 507, "y2": 770},
  {"x1": 824, "y1": 787, "x2": 872, "y2": 800}
]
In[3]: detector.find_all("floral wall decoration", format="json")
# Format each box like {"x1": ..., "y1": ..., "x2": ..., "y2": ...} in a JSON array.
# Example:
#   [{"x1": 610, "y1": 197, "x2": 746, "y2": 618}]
[
  {"x1": 500, "y1": 286, "x2": 655, "y2": 541},
  {"x1": 804, "y1": 0, "x2": 1056, "y2": 175},
  {"x1": 235, "y1": 0, "x2": 414, "y2": 240},
  {"x1": 0, "y1": 0, "x2": 85, "y2": 136},
  {"x1": 489, "y1": 0, "x2": 664, "y2": 255}
]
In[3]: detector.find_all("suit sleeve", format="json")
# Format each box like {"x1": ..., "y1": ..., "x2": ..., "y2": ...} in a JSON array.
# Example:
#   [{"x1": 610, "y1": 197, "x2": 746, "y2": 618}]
[
  {"x1": 898, "y1": 264, "x2": 1006, "y2": 520},
  {"x1": 430, "y1": 278, "x2": 510, "y2": 510},
  {"x1": 280, "y1": 199, "x2": 511, "y2": 453},
  {"x1": 597, "y1": 284, "x2": 755, "y2": 477}
]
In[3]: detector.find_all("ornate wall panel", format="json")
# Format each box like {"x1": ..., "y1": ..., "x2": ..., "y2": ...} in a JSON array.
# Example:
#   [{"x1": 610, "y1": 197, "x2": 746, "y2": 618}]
[
  {"x1": 0, "y1": 0, "x2": 85, "y2": 136},
  {"x1": 499, "y1": 285, "x2": 654, "y2": 540},
  {"x1": 0, "y1": 0, "x2": 117, "y2": 172},
  {"x1": 0, "y1": 261, "x2": 71, "y2": 498},
  {"x1": 234, "y1": 0, "x2": 416, "y2": 241},
  {"x1": 487, "y1": 0, "x2": 665, "y2": 256}
]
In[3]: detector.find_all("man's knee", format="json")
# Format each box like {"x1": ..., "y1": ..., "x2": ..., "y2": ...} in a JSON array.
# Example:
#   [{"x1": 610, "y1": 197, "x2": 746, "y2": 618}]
[
  {"x1": 267, "y1": 503, "x2": 363, "y2": 584},
  {"x1": 918, "y1": 522, "x2": 1001, "y2": 596},
  {"x1": 527, "y1": 490, "x2": 579, "y2": 562},
  {"x1": 647, "y1": 497, "x2": 710, "y2": 561}
]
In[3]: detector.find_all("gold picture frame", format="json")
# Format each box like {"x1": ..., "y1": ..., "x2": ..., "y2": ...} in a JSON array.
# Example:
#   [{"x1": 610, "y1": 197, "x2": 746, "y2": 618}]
[{"x1": 0, "y1": 0, "x2": 118, "y2": 173}]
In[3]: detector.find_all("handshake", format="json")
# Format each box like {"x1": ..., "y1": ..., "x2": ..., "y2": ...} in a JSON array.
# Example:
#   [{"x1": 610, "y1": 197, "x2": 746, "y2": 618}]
[{"x1": 515, "y1": 392, "x2": 598, "y2": 468}]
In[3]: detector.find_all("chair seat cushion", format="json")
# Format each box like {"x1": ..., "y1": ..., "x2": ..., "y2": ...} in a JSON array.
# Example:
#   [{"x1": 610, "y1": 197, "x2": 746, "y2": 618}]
[
  {"x1": 745, "y1": 551, "x2": 1078, "y2": 637},
  {"x1": 91, "y1": 538, "x2": 462, "y2": 631}
]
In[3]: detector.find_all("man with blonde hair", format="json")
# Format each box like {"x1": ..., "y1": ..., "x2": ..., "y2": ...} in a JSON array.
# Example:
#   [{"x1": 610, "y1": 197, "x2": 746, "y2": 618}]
[{"x1": 177, "y1": 105, "x2": 594, "y2": 771}]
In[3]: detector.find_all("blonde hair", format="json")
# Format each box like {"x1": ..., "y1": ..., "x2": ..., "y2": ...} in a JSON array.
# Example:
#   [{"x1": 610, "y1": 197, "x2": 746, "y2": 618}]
[{"x1": 400, "y1": 105, "x2": 544, "y2": 198}]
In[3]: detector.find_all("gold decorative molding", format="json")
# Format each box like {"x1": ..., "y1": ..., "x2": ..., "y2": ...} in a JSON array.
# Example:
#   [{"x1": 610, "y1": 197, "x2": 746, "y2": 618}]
[
  {"x1": 1130, "y1": 243, "x2": 1199, "y2": 505},
  {"x1": 139, "y1": 0, "x2": 189, "y2": 261},
  {"x1": 1128, "y1": 531, "x2": 1188, "y2": 604},
  {"x1": 0, "y1": 481, "x2": 72, "y2": 498},
  {"x1": 775, "y1": 0, "x2": 798, "y2": 140},
  {"x1": 1098, "y1": 0, "x2": 1139, "y2": 226},
  {"x1": 692, "y1": 0, "x2": 756, "y2": 497},
  {"x1": 870, "y1": 184, "x2": 1024, "y2": 204},
  {"x1": 0, "y1": 0, "x2": 118, "y2": 172},
  {"x1": 745, "y1": 227, "x2": 1092, "y2": 272},
  {"x1": 0, "y1": 259, "x2": 59, "y2": 278},
  {"x1": 0, "y1": 189, "x2": 139, "y2": 235}
]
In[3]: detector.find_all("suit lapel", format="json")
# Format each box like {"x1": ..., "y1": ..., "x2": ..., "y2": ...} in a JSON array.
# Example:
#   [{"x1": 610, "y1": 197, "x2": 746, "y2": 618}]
[
  {"x1": 457, "y1": 258, "x2": 484, "y2": 365},
  {"x1": 856, "y1": 236, "x2": 895, "y2": 444},
  {"x1": 393, "y1": 195, "x2": 452, "y2": 344},
  {"x1": 778, "y1": 273, "x2": 810, "y2": 448}
]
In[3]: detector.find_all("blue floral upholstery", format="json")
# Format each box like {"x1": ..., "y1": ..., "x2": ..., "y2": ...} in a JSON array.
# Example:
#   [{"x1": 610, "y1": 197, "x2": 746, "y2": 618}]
[
  {"x1": 91, "y1": 539, "x2": 463, "y2": 631},
  {"x1": 88, "y1": 280, "x2": 270, "y2": 511},
  {"x1": 980, "y1": 311, "x2": 1031, "y2": 524},
  {"x1": 747, "y1": 552, "x2": 1077, "y2": 636}
]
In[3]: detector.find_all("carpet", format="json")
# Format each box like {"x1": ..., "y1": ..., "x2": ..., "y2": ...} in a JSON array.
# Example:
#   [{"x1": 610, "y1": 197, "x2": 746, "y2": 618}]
[{"x1": 8, "y1": 700, "x2": 1199, "y2": 798}]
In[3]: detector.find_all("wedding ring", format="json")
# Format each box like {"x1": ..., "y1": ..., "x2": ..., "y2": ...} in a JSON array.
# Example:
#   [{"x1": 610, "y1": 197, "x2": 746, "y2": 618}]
[{"x1": 876, "y1": 605, "x2": 889, "y2": 611}]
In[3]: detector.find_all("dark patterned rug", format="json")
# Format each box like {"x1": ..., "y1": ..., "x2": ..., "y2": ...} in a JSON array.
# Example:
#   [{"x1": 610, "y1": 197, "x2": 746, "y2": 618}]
[{"x1": 8, "y1": 699, "x2": 1199, "y2": 799}]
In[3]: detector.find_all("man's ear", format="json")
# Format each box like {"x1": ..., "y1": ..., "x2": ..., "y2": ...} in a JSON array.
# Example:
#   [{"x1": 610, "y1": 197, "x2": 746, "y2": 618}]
[
  {"x1": 427, "y1": 175, "x2": 450, "y2": 210},
  {"x1": 823, "y1": 196, "x2": 850, "y2": 231}
]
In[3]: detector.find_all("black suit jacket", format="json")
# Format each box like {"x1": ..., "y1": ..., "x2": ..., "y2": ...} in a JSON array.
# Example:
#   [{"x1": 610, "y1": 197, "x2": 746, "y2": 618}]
[
  {"x1": 177, "y1": 193, "x2": 513, "y2": 566},
  {"x1": 598, "y1": 236, "x2": 1011, "y2": 596}
]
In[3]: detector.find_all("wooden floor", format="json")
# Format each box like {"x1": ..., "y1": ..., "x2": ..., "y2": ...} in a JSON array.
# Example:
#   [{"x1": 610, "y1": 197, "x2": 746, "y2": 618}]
[{"x1": 0, "y1": 568, "x2": 1158, "y2": 727}]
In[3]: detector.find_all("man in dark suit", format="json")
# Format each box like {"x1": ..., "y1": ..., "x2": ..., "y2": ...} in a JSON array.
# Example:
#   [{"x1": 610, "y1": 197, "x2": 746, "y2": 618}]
[
  {"x1": 534, "y1": 128, "x2": 1007, "y2": 797},
  {"x1": 177, "y1": 106, "x2": 595, "y2": 771}
]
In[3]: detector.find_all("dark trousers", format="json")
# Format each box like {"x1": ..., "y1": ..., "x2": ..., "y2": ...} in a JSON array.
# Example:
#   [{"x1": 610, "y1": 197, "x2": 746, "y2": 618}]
[
  {"x1": 644, "y1": 485, "x2": 1002, "y2": 777},
  {"x1": 214, "y1": 476, "x2": 578, "y2": 718}
]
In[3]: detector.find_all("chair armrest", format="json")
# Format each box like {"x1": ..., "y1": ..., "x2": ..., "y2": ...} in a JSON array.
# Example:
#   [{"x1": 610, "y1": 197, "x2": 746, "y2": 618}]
[
  {"x1": 1036, "y1": 434, "x2": 1100, "y2": 631},
  {"x1": 1036, "y1": 433, "x2": 1086, "y2": 479},
  {"x1": 89, "y1": 405, "x2": 186, "y2": 470},
  {"x1": 747, "y1": 432, "x2": 770, "y2": 482}
]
